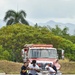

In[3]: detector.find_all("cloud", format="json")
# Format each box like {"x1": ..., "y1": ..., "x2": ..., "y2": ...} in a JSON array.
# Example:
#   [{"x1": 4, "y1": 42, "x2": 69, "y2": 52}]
[
  {"x1": 0, "y1": 0, "x2": 75, "y2": 23},
  {"x1": 29, "y1": 0, "x2": 75, "y2": 19}
]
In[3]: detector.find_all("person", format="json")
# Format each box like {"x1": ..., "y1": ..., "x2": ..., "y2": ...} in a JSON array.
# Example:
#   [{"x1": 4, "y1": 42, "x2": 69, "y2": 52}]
[
  {"x1": 52, "y1": 64, "x2": 57, "y2": 74},
  {"x1": 26, "y1": 58, "x2": 31, "y2": 74},
  {"x1": 21, "y1": 45, "x2": 29, "y2": 62},
  {"x1": 20, "y1": 62, "x2": 28, "y2": 75},
  {"x1": 26, "y1": 58, "x2": 31, "y2": 66},
  {"x1": 27, "y1": 60, "x2": 40, "y2": 75},
  {"x1": 50, "y1": 63, "x2": 57, "y2": 75},
  {"x1": 45, "y1": 63, "x2": 56, "y2": 75}
]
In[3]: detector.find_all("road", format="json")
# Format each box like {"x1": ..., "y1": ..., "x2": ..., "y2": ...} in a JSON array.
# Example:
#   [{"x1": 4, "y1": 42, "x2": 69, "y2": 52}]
[
  {"x1": 0, "y1": 73, "x2": 75, "y2": 75},
  {"x1": 6, "y1": 74, "x2": 75, "y2": 75}
]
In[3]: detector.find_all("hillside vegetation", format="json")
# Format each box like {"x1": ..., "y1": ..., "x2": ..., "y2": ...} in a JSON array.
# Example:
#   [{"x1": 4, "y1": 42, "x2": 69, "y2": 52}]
[{"x1": 0, "y1": 23, "x2": 75, "y2": 62}]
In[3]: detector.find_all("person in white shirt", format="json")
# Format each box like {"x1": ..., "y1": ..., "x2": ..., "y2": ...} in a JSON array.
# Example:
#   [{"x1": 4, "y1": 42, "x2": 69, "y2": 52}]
[
  {"x1": 27, "y1": 60, "x2": 40, "y2": 75},
  {"x1": 45, "y1": 63, "x2": 56, "y2": 75}
]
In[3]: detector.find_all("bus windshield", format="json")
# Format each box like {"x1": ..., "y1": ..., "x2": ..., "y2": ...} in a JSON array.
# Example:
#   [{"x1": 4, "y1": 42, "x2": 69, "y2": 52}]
[{"x1": 29, "y1": 49, "x2": 57, "y2": 58}]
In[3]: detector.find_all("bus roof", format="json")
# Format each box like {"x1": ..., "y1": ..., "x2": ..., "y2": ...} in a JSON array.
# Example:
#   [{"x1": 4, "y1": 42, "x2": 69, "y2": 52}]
[{"x1": 24, "y1": 44, "x2": 53, "y2": 48}]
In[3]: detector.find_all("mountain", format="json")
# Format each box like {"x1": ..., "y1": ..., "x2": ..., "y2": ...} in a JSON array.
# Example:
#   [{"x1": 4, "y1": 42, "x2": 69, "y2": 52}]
[
  {"x1": 0, "y1": 19, "x2": 75, "y2": 35},
  {"x1": 38, "y1": 20, "x2": 75, "y2": 35}
]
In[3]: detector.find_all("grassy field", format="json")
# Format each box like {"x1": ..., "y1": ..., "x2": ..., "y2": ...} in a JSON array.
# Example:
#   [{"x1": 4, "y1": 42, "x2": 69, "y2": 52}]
[
  {"x1": 59, "y1": 59, "x2": 75, "y2": 74},
  {"x1": 0, "y1": 59, "x2": 75, "y2": 74},
  {"x1": 0, "y1": 60, "x2": 22, "y2": 74}
]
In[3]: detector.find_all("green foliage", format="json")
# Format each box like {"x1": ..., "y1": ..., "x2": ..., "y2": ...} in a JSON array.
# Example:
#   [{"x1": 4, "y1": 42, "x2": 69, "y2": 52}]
[
  {"x1": 2, "y1": 50, "x2": 11, "y2": 60},
  {"x1": 0, "y1": 45, "x2": 4, "y2": 59},
  {"x1": 48, "y1": 25, "x2": 69, "y2": 37},
  {"x1": 66, "y1": 35, "x2": 75, "y2": 44},
  {"x1": 0, "y1": 23, "x2": 75, "y2": 61},
  {"x1": 0, "y1": 46, "x2": 11, "y2": 60}
]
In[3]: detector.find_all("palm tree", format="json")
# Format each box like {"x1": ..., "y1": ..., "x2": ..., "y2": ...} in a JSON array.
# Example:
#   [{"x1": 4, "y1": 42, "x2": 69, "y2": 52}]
[{"x1": 4, "y1": 10, "x2": 29, "y2": 25}]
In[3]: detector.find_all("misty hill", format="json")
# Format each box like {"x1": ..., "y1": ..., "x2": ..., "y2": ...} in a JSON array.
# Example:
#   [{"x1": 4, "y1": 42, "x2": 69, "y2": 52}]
[
  {"x1": 0, "y1": 19, "x2": 75, "y2": 35},
  {"x1": 38, "y1": 20, "x2": 75, "y2": 35}
]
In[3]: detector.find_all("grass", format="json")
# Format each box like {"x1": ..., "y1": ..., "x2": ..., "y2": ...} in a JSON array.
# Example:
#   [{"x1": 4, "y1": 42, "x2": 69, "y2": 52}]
[
  {"x1": 0, "y1": 60, "x2": 22, "y2": 74},
  {"x1": 59, "y1": 58, "x2": 75, "y2": 74},
  {"x1": 0, "y1": 59, "x2": 75, "y2": 74}
]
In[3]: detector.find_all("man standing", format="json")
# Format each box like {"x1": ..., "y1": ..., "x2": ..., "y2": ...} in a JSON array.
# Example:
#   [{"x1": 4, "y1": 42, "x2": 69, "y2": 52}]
[
  {"x1": 27, "y1": 60, "x2": 40, "y2": 75},
  {"x1": 20, "y1": 62, "x2": 28, "y2": 75},
  {"x1": 45, "y1": 63, "x2": 56, "y2": 75}
]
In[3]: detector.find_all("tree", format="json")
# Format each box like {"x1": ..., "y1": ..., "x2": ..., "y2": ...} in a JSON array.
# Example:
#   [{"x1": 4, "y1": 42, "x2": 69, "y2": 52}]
[
  {"x1": 62, "y1": 27, "x2": 69, "y2": 35},
  {"x1": 48, "y1": 25, "x2": 62, "y2": 36},
  {"x1": 4, "y1": 10, "x2": 29, "y2": 25},
  {"x1": 0, "y1": 45, "x2": 4, "y2": 59},
  {"x1": 48, "y1": 25, "x2": 69, "y2": 37},
  {"x1": 0, "y1": 24, "x2": 75, "y2": 61},
  {"x1": 3, "y1": 50, "x2": 11, "y2": 60}
]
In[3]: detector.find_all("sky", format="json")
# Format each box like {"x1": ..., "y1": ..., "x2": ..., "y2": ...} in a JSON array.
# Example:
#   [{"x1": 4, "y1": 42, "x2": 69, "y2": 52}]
[{"x1": 0, "y1": 0, "x2": 75, "y2": 24}]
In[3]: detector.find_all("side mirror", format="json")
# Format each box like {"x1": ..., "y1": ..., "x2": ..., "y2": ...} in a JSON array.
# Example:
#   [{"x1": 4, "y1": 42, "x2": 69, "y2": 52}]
[
  {"x1": 57, "y1": 49, "x2": 64, "y2": 59},
  {"x1": 61, "y1": 50, "x2": 64, "y2": 60}
]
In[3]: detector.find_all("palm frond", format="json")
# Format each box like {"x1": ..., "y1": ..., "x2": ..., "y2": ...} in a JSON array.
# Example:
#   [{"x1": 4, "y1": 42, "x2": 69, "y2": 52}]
[
  {"x1": 21, "y1": 17, "x2": 29, "y2": 25},
  {"x1": 19, "y1": 10, "x2": 26, "y2": 17},
  {"x1": 4, "y1": 10, "x2": 16, "y2": 21},
  {"x1": 6, "y1": 18, "x2": 14, "y2": 25}
]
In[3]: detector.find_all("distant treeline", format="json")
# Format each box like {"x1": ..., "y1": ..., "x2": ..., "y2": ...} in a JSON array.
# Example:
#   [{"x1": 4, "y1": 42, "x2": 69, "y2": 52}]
[{"x1": 0, "y1": 23, "x2": 75, "y2": 62}]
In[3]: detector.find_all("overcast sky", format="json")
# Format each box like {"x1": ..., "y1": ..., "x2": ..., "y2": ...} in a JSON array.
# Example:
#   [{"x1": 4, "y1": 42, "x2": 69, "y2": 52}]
[{"x1": 0, "y1": 0, "x2": 75, "y2": 24}]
